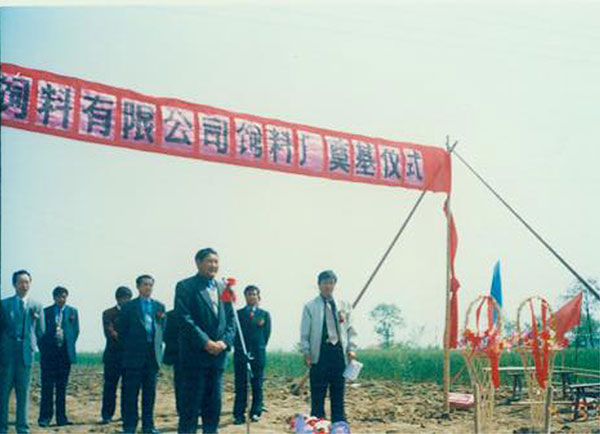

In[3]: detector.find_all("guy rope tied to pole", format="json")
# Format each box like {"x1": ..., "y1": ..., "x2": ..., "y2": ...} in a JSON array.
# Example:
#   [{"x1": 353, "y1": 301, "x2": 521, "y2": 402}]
[{"x1": 451, "y1": 149, "x2": 599, "y2": 303}]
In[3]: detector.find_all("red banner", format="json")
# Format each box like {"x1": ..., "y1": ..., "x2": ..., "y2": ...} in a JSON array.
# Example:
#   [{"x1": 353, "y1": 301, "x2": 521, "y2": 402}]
[{"x1": 1, "y1": 63, "x2": 451, "y2": 193}]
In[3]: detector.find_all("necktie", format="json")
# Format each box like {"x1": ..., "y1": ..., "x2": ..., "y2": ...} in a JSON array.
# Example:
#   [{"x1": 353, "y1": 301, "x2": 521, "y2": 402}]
[
  {"x1": 325, "y1": 299, "x2": 339, "y2": 345},
  {"x1": 143, "y1": 300, "x2": 153, "y2": 342},
  {"x1": 56, "y1": 307, "x2": 65, "y2": 347},
  {"x1": 208, "y1": 281, "x2": 218, "y2": 314},
  {"x1": 249, "y1": 307, "x2": 254, "y2": 320},
  {"x1": 16, "y1": 298, "x2": 25, "y2": 340}
]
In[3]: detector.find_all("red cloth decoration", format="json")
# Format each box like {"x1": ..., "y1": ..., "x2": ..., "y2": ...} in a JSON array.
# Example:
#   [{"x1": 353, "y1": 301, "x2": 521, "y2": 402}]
[
  {"x1": 528, "y1": 300, "x2": 551, "y2": 389},
  {"x1": 220, "y1": 277, "x2": 237, "y2": 304},
  {"x1": 554, "y1": 291, "x2": 583, "y2": 341},
  {"x1": 464, "y1": 297, "x2": 502, "y2": 389},
  {"x1": 444, "y1": 197, "x2": 461, "y2": 348}
]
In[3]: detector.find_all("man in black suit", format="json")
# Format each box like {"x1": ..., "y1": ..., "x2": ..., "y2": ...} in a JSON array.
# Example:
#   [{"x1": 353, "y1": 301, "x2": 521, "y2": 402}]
[
  {"x1": 233, "y1": 285, "x2": 271, "y2": 425},
  {"x1": 174, "y1": 248, "x2": 235, "y2": 434},
  {"x1": 118, "y1": 275, "x2": 165, "y2": 434},
  {"x1": 38, "y1": 286, "x2": 80, "y2": 427},
  {"x1": 100, "y1": 286, "x2": 133, "y2": 425}
]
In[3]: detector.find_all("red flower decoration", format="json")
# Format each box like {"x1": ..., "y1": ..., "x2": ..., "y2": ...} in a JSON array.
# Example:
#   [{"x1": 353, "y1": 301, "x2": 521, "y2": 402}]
[
  {"x1": 220, "y1": 277, "x2": 237, "y2": 303},
  {"x1": 156, "y1": 311, "x2": 165, "y2": 320}
]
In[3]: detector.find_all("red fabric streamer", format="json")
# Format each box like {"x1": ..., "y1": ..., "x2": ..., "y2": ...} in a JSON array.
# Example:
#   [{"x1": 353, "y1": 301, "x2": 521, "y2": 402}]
[
  {"x1": 529, "y1": 300, "x2": 547, "y2": 389},
  {"x1": 465, "y1": 297, "x2": 501, "y2": 388},
  {"x1": 444, "y1": 198, "x2": 460, "y2": 348}
]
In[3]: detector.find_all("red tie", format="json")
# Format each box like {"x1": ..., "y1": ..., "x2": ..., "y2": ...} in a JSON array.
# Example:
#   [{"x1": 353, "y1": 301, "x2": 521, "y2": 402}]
[{"x1": 249, "y1": 308, "x2": 254, "y2": 320}]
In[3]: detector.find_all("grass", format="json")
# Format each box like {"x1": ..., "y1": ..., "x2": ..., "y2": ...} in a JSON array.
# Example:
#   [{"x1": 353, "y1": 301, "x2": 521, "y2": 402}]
[{"x1": 73, "y1": 347, "x2": 599, "y2": 386}]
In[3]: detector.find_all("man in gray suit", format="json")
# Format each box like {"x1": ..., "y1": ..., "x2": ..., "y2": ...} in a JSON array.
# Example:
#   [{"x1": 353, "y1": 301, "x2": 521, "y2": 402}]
[
  {"x1": 300, "y1": 270, "x2": 357, "y2": 424},
  {"x1": 118, "y1": 275, "x2": 166, "y2": 434},
  {"x1": 38, "y1": 286, "x2": 80, "y2": 427},
  {"x1": 0, "y1": 270, "x2": 45, "y2": 434}
]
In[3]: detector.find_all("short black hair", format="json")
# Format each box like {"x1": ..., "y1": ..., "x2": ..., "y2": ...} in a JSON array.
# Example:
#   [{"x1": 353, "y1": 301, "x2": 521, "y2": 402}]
[
  {"x1": 115, "y1": 286, "x2": 133, "y2": 300},
  {"x1": 244, "y1": 285, "x2": 260, "y2": 296},
  {"x1": 195, "y1": 248, "x2": 218, "y2": 263},
  {"x1": 12, "y1": 270, "x2": 31, "y2": 286},
  {"x1": 135, "y1": 275, "x2": 154, "y2": 287},
  {"x1": 52, "y1": 286, "x2": 68, "y2": 298},
  {"x1": 318, "y1": 270, "x2": 337, "y2": 284}
]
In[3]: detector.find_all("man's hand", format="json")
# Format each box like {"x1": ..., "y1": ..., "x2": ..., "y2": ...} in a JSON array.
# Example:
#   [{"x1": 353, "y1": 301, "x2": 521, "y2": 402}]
[
  {"x1": 347, "y1": 351, "x2": 357, "y2": 361},
  {"x1": 204, "y1": 340, "x2": 222, "y2": 355},
  {"x1": 215, "y1": 340, "x2": 227, "y2": 352},
  {"x1": 304, "y1": 354, "x2": 312, "y2": 367}
]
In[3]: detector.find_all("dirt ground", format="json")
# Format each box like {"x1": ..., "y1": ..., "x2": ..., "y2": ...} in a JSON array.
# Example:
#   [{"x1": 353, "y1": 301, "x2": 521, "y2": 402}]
[{"x1": 4, "y1": 366, "x2": 598, "y2": 433}]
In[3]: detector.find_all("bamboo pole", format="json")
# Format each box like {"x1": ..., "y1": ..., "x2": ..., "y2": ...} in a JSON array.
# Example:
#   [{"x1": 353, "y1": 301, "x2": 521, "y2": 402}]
[
  {"x1": 473, "y1": 383, "x2": 481, "y2": 434},
  {"x1": 543, "y1": 386, "x2": 553, "y2": 433},
  {"x1": 443, "y1": 193, "x2": 452, "y2": 416}
]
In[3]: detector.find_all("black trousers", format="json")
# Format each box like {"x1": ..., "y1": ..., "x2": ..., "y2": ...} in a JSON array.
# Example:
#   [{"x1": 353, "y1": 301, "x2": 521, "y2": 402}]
[
  {"x1": 309, "y1": 342, "x2": 346, "y2": 423},
  {"x1": 178, "y1": 364, "x2": 224, "y2": 434},
  {"x1": 233, "y1": 352, "x2": 265, "y2": 420},
  {"x1": 172, "y1": 362, "x2": 182, "y2": 417},
  {"x1": 121, "y1": 345, "x2": 158, "y2": 434},
  {"x1": 101, "y1": 359, "x2": 124, "y2": 421},
  {"x1": 39, "y1": 346, "x2": 71, "y2": 424}
]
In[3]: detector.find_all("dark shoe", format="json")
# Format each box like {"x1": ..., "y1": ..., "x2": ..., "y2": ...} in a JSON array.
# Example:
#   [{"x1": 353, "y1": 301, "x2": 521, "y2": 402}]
[
  {"x1": 100, "y1": 418, "x2": 112, "y2": 425},
  {"x1": 233, "y1": 418, "x2": 245, "y2": 425},
  {"x1": 250, "y1": 414, "x2": 260, "y2": 422},
  {"x1": 38, "y1": 420, "x2": 50, "y2": 428},
  {"x1": 57, "y1": 419, "x2": 73, "y2": 426}
]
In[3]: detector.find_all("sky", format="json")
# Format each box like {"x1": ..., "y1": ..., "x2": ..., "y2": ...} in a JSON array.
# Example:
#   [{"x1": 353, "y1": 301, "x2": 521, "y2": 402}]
[{"x1": 1, "y1": 3, "x2": 599, "y2": 352}]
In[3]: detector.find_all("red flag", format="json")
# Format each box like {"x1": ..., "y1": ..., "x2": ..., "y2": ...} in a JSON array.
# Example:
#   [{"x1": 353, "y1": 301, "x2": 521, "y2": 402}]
[{"x1": 554, "y1": 291, "x2": 583, "y2": 341}]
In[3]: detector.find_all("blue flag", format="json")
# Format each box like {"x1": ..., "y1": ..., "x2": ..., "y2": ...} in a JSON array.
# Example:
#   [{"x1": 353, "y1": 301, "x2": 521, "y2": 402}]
[{"x1": 490, "y1": 261, "x2": 502, "y2": 322}]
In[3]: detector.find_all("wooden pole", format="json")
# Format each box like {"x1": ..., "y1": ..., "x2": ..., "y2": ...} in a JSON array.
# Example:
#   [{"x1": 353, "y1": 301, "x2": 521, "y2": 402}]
[
  {"x1": 543, "y1": 386, "x2": 553, "y2": 433},
  {"x1": 442, "y1": 137, "x2": 457, "y2": 417},
  {"x1": 443, "y1": 193, "x2": 452, "y2": 416},
  {"x1": 473, "y1": 383, "x2": 481, "y2": 434}
]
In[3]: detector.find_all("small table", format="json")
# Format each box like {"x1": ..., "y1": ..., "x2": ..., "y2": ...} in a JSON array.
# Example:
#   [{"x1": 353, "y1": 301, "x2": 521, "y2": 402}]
[
  {"x1": 495, "y1": 367, "x2": 574, "y2": 403},
  {"x1": 568, "y1": 382, "x2": 600, "y2": 421}
]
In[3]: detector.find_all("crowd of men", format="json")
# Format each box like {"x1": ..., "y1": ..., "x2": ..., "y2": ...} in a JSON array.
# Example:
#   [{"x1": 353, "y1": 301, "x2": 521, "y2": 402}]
[{"x1": 0, "y1": 247, "x2": 357, "y2": 434}]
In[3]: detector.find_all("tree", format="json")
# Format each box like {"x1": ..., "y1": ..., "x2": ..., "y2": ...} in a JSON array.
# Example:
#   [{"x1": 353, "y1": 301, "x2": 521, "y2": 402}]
[{"x1": 369, "y1": 303, "x2": 404, "y2": 348}]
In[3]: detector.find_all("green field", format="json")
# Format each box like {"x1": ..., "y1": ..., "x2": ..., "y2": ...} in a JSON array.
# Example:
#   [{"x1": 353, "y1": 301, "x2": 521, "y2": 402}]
[{"x1": 74, "y1": 347, "x2": 599, "y2": 386}]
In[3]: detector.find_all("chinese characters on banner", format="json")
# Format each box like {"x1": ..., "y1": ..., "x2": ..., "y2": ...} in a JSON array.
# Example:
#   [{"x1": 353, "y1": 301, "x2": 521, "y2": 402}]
[{"x1": 1, "y1": 63, "x2": 452, "y2": 193}]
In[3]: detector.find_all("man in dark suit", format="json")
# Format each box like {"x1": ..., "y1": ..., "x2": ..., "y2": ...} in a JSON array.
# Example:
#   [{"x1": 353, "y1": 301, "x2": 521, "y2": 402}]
[
  {"x1": 233, "y1": 285, "x2": 271, "y2": 425},
  {"x1": 174, "y1": 248, "x2": 235, "y2": 434},
  {"x1": 0, "y1": 270, "x2": 45, "y2": 434},
  {"x1": 38, "y1": 286, "x2": 80, "y2": 427},
  {"x1": 100, "y1": 286, "x2": 133, "y2": 425},
  {"x1": 118, "y1": 275, "x2": 166, "y2": 434}
]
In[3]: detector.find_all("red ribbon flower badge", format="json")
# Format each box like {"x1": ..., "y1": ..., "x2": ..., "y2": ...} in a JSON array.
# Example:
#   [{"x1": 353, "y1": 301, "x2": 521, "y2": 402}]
[
  {"x1": 156, "y1": 311, "x2": 165, "y2": 321},
  {"x1": 221, "y1": 278, "x2": 237, "y2": 304}
]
